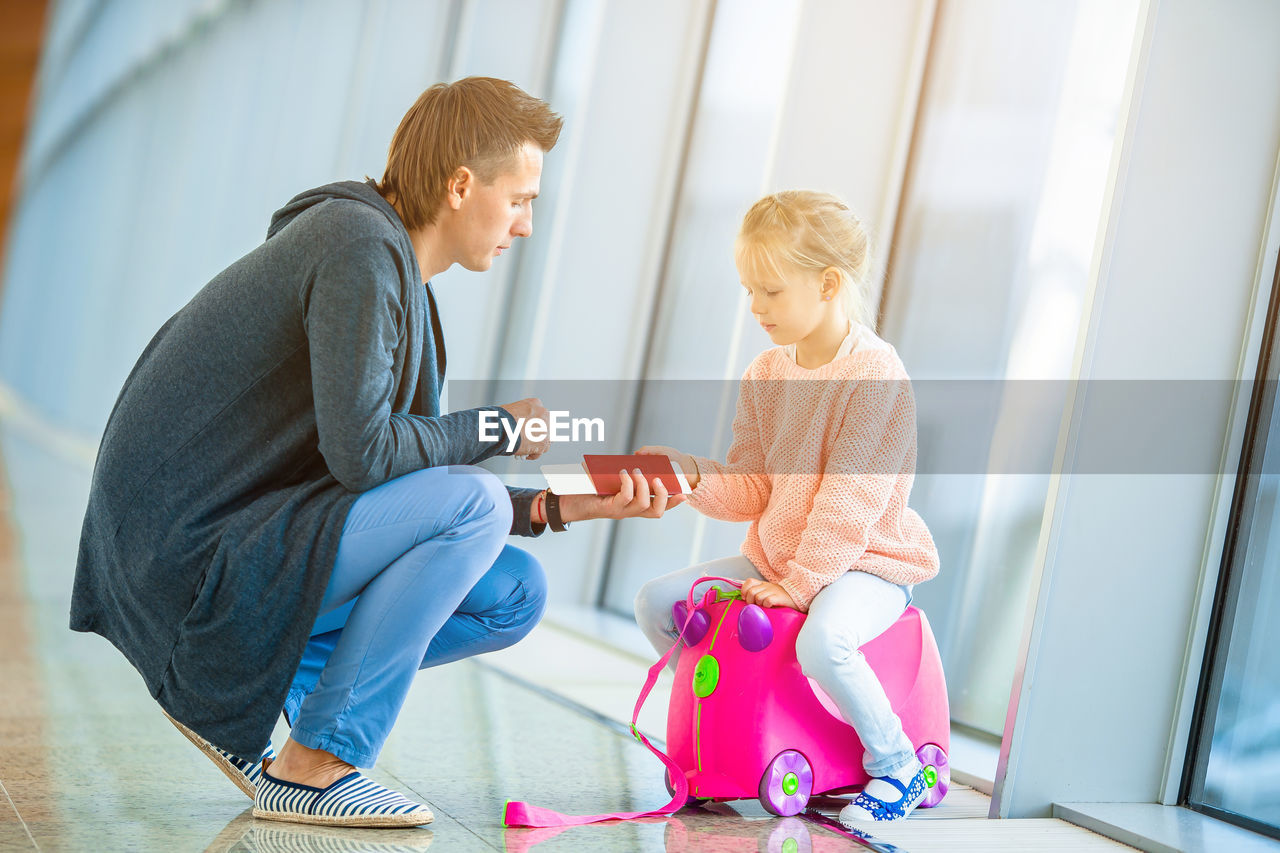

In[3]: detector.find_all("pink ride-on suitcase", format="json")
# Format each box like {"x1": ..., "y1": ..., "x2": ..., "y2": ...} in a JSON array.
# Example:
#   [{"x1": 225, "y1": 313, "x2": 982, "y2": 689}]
[{"x1": 664, "y1": 578, "x2": 950, "y2": 816}]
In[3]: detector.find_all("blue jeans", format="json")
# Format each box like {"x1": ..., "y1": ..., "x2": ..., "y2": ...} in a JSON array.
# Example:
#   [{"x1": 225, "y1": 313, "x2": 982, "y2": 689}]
[
  {"x1": 284, "y1": 466, "x2": 547, "y2": 767},
  {"x1": 634, "y1": 556, "x2": 919, "y2": 777}
]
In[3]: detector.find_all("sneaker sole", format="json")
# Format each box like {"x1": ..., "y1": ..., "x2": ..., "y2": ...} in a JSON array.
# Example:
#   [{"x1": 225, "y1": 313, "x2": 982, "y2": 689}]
[
  {"x1": 162, "y1": 709, "x2": 257, "y2": 800},
  {"x1": 251, "y1": 806, "x2": 434, "y2": 828}
]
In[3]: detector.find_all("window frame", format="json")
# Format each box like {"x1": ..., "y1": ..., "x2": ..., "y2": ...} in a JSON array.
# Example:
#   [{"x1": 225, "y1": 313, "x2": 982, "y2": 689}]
[{"x1": 1179, "y1": 249, "x2": 1280, "y2": 842}]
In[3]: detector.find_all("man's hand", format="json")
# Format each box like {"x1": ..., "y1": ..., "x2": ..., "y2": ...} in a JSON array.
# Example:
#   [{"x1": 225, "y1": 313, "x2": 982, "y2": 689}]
[
  {"x1": 635, "y1": 445, "x2": 699, "y2": 490},
  {"x1": 558, "y1": 467, "x2": 686, "y2": 522},
  {"x1": 740, "y1": 578, "x2": 798, "y2": 609},
  {"x1": 499, "y1": 397, "x2": 551, "y2": 460}
]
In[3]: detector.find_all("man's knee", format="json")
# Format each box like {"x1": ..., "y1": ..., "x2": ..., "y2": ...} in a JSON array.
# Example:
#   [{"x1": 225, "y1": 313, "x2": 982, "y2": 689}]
[
  {"x1": 510, "y1": 547, "x2": 548, "y2": 619},
  {"x1": 492, "y1": 547, "x2": 548, "y2": 642},
  {"x1": 449, "y1": 465, "x2": 513, "y2": 534}
]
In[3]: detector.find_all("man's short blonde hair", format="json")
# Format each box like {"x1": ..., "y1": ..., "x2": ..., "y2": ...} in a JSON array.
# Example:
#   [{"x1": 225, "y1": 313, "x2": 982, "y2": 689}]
[{"x1": 376, "y1": 77, "x2": 563, "y2": 230}]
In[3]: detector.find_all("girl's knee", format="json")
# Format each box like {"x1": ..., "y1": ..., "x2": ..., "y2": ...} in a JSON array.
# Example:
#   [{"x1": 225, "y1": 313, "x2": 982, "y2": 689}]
[
  {"x1": 634, "y1": 577, "x2": 673, "y2": 631},
  {"x1": 795, "y1": 616, "x2": 859, "y2": 677}
]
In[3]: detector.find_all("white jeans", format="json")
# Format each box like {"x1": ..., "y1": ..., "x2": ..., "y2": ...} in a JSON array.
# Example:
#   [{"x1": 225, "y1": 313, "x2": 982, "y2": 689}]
[{"x1": 634, "y1": 555, "x2": 920, "y2": 777}]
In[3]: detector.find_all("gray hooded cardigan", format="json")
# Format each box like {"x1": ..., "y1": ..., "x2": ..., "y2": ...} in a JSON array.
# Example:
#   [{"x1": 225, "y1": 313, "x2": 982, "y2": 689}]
[{"x1": 70, "y1": 180, "x2": 543, "y2": 759}]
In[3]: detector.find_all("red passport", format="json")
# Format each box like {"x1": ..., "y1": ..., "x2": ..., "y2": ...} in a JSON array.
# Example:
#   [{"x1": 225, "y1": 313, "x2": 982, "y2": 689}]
[{"x1": 583, "y1": 454, "x2": 686, "y2": 496}]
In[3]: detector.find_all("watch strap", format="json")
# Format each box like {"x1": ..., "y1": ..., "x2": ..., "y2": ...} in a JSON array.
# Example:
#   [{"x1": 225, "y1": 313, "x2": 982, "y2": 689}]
[{"x1": 546, "y1": 489, "x2": 569, "y2": 532}]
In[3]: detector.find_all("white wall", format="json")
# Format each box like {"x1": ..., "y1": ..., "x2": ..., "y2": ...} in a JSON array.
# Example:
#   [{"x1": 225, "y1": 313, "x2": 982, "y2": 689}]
[{"x1": 993, "y1": 0, "x2": 1280, "y2": 817}]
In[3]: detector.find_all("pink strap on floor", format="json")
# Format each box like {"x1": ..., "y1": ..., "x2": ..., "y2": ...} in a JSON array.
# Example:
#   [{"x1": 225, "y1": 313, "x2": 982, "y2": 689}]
[{"x1": 502, "y1": 577, "x2": 742, "y2": 828}]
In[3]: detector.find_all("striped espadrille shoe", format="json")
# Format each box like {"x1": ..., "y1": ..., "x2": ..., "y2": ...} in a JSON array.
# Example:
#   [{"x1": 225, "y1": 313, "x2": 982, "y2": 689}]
[
  {"x1": 163, "y1": 709, "x2": 275, "y2": 800},
  {"x1": 254, "y1": 769, "x2": 434, "y2": 828},
  {"x1": 248, "y1": 822, "x2": 436, "y2": 851}
]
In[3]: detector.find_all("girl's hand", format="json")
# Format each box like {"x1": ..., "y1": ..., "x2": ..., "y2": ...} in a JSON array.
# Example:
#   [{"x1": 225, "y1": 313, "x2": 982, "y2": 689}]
[
  {"x1": 557, "y1": 468, "x2": 686, "y2": 522},
  {"x1": 636, "y1": 445, "x2": 700, "y2": 490},
  {"x1": 740, "y1": 578, "x2": 798, "y2": 609}
]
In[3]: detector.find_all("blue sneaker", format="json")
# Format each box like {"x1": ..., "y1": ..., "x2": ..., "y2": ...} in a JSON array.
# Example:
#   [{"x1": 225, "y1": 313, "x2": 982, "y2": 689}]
[{"x1": 839, "y1": 766, "x2": 929, "y2": 824}]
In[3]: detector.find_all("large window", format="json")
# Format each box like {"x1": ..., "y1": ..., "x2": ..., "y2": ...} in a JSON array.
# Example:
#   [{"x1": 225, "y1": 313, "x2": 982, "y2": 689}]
[
  {"x1": 1185, "y1": 254, "x2": 1280, "y2": 839},
  {"x1": 879, "y1": 0, "x2": 1140, "y2": 735}
]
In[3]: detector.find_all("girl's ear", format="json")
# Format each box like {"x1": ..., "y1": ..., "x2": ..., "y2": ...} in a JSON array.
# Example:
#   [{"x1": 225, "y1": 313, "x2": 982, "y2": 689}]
[
  {"x1": 447, "y1": 166, "x2": 475, "y2": 210},
  {"x1": 820, "y1": 266, "x2": 842, "y2": 300}
]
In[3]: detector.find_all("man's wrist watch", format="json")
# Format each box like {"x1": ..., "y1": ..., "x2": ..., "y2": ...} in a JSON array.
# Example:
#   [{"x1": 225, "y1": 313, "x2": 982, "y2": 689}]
[{"x1": 545, "y1": 489, "x2": 570, "y2": 532}]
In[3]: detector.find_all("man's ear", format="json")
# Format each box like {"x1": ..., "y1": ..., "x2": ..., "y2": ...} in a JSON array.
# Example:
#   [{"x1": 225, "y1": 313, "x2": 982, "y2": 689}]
[{"x1": 446, "y1": 166, "x2": 475, "y2": 210}]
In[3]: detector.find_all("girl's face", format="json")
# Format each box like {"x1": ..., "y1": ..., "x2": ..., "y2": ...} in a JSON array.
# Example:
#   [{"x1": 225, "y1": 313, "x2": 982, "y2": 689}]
[{"x1": 737, "y1": 258, "x2": 840, "y2": 347}]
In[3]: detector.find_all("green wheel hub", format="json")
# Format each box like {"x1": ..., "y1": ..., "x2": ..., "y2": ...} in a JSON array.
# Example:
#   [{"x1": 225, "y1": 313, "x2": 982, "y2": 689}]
[
  {"x1": 693, "y1": 654, "x2": 720, "y2": 697},
  {"x1": 782, "y1": 838, "x2": 799, "y2": 853},
  {"x1": 782, "y1": 772, "x2": 799, "y2": 796},
  {"x1": 924, "y1": 765, "x2": 938, "y2": 788}
]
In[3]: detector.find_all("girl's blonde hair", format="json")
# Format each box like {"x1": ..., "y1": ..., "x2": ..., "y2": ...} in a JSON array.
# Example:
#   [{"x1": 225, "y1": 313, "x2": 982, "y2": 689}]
[{"x1": 735, "y1": 190, "x2": 874, "y2": 328}]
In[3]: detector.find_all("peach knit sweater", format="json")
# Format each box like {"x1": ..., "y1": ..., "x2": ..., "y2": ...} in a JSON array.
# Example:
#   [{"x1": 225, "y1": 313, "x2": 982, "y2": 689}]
[{"x1": 687, "y1": 327, "x2": 940, "y2": 610}]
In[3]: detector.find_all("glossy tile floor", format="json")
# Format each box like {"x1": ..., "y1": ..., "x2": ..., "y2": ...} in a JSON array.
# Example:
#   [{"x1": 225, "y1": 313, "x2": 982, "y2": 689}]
[{"x1": 0, "y1": 420, "x2": 1134, "y2": 852}]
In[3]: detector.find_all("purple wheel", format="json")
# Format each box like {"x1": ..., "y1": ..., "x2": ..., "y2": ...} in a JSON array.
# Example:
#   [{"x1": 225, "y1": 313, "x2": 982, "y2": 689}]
[
  {"x1": 758, "y1": 750, "x2": 813, "y2": 816},
  {"x1": 916, "y1": 743, "x2": 950, "y2": 808},
  {"x1": 766, "y1": 817, "x2": 813, "y2": 853}
]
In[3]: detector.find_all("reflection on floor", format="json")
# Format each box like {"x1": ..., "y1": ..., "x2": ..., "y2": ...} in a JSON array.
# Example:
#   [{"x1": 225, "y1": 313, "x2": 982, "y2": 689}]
[{"x1": 0, "y1": 420, "x2": 1133, "y2": 852}]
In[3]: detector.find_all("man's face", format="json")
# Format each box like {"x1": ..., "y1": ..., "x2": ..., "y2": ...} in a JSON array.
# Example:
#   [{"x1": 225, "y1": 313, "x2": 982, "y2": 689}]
[{"x1": 447, "y1": 142, "x2": 543, "y2": 272}]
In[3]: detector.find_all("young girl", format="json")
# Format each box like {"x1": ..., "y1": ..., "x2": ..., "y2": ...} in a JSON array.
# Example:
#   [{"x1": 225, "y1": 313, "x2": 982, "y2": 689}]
[{"x1": 634, "y1": 190, "x2": 940, "y2": 825}]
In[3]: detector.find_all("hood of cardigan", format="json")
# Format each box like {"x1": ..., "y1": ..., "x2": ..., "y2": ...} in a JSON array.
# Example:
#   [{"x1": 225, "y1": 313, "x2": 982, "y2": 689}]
[{"x1": 266, "y1": 179, "x2": 407, "y2": 240}]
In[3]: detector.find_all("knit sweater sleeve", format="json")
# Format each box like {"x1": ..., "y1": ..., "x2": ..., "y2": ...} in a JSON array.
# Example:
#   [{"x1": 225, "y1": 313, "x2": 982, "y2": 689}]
[
  {"x1": 686, "y1": 364, "x2": 771, "y2": 521},
  {"x1": 777, "y1": 360, "x2": 918, "y2": 610},
  {"x1": 303, "y1": 237, "x2": 515, "y2": 492}
]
